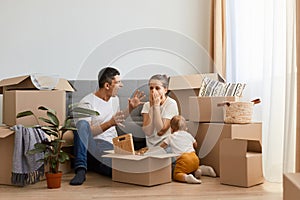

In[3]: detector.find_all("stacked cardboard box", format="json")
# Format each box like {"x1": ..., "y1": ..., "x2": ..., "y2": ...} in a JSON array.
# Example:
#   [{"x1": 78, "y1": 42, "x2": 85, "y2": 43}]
[
  {"x1": 168, "y1": 73, "x2": 224, "y2": 120},
  {"x1": 283, "y1": 173, "x2": 300, "y2": 200},
  {"x1": 0, "y1": 75, "x2": 74, "y2": 185},
  {"x1": 219, "y1": 130, "x2": 263, "y2": 187},
  {"x1": 169, "y1": 73, "x2": 264, "y2": 187}
]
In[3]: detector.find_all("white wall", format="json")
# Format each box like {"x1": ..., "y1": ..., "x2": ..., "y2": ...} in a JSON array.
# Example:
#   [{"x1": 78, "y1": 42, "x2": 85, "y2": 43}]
[{"x1": 0, "y1": 0, "x2": 211, "y2": 123}]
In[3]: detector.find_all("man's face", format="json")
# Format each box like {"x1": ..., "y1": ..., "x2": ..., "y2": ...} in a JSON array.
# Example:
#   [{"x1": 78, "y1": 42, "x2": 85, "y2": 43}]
[{"x1": 109, "y1": 75, "x2": 123, "y2": 97}]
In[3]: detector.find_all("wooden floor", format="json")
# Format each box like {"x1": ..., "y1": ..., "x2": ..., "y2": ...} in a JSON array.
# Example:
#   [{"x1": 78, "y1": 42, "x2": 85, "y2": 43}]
[{"x1": 0, "y1": 172, "x2": 283, "y2": 200}]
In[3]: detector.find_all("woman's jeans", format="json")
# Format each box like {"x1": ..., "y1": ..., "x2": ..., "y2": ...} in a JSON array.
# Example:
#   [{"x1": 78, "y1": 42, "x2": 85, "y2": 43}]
[{"x1": 73, "y1": 120, "x2": 113, "y2": 177}]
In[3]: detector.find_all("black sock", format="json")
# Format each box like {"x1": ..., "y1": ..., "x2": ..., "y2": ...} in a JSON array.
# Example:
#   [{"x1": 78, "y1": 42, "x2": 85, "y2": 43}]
[{"x1": 69, "y1": 168, "x2": 86, "y2": 185}]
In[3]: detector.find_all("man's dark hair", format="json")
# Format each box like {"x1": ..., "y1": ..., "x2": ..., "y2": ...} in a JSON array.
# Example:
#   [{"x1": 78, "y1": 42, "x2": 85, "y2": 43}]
[{"x1": 98, "y1": 67, "x2": 120, "y2": 88}]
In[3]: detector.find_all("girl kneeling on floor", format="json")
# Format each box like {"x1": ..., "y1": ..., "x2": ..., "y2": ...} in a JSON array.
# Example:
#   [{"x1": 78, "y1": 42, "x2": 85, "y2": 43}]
[{"x1": 160, "y1": 115, "x2": 216, "y2": 184}]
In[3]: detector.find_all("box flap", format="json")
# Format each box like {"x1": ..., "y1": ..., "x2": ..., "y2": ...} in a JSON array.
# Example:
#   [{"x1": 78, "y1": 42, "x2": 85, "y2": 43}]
[
  {"x1": 202, "y1": 73, "x2": 225, "y2": 82},
  {"x1": 169, "y1": 73, "x2": 224, "y2": 90},
  {"x1": 0, "y1": 75, "x2": 32, "y2": 93},
  {"x1": 0, "y1": 75, "x2": 30, "y2": 87},
  {"x1": 0, "y1": 128, "x2": 14, "y2": 139},
  {"x1": 103, "y1": 153, "x2": 177, "y2": 160},
  {"x1": 169, "y1": 74, "x2": 203, "y2": 90},
  {"x1": 230, "y1": 123, "x2": 262, "y2": 142},
  {"x1": 55, "y1": 79, "x2": 75, "y2": 92},
  {"x1": 0, "y1": 75, "x2": 74, "y2": 93},
  {"x1": 220, "y1": 138, "x2": 247, "y2": 156}
]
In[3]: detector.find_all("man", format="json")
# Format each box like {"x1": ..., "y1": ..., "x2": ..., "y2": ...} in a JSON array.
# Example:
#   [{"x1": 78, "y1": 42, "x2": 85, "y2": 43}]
[{"x1": 70, "y1": 67, "x2": 144, "y2": 185}]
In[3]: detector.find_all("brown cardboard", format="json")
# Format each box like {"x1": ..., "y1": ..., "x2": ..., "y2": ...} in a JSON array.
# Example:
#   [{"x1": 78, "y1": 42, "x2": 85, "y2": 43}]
[
  {"x1": 188, "y1": 122, "x2": 262, "y2": 176},
  {"x1": 0, "y1": 74, "x2": 74, "y2": 126},
  {"x1": 189, "y1": 96, "x2": 239, "y2": 122},
  {"x1": 283, "y1": 173, "x2": 300, "y2": 200},
  {"x1": 0, "y1": 75, "x2": 74, "y2": 93},
  {"x1": 3, "y1": 90, "x2": 66, "y2": 126},
  {"x1": 0, "y1": 127, "x2": 71, "y2": 185},
  {"x1": 0, "y1": 127, "x2": 14, "y2": 185},
  {"x1": 220, "y1": 138, "x2": 264, "y2": 187},
  {"x1": 104, "y1": 152, "x2": 177, "y2": 186},
  {"x1": 168, "y1": 73, "x2": 224, "y2": 120}
]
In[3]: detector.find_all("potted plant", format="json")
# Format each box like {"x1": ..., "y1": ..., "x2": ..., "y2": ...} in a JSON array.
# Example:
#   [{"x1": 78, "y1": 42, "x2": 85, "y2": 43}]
[{"x1": 16, "y1": 104, "x2": 99, "y2": 189}]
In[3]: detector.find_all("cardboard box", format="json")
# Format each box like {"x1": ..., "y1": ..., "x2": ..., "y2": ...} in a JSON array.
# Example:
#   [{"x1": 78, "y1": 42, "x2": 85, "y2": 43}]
[
  {"x1": 189, "y1": 96, "x2": 239, "y2": 122},
  {"x1": 0, "y1": 75, "x2": 74, "y2": 93},
  {"x1": 188, "y1": 122, "x2": 262, "y2": 176},
  {"x1": 0, "y1": 127, "x2": 71, "y2": 185},
  {"x1": 220, "y1": 138, "x2": 264, "y2": 187},
  {"x1": 0, "y1": 75, "x2": 74, "y2": 126},
  {"x1": 104, "y1": 152, "x2": 177, "y2": 186},
  {"x1": 0, "y1": 127, "x2": 14, "y2": 185},
  {"x1": 283, "y1": 173, "x2": 300, "y2": 200},
  {"x1": 168, "y1": 73, "x2": 224, "y2": 120}
]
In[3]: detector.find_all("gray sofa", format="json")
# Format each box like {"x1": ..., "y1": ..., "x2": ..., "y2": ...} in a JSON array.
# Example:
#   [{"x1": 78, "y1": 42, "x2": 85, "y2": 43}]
[{"x1": 67, "y1": 79, "x2": 149, "y2": 150}]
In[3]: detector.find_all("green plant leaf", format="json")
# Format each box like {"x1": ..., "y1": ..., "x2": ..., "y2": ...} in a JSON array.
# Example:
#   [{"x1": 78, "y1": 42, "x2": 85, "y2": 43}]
[
  {"x1": 38, "y1": 106, "x2": 57, "y2": 115},
  {"x1": 68, "y1": 102, "x2": 90, "y2": 110},
  {"x1": 38, "y1": 117, "x2": 56, "y2": 126},
  {"x1": 71, "y1": 107, "x2": 100, "y2": 117},
  {"x1": 61, "y1": 127, "x2": 77, "y2": 131},
  {"x1": 27, "y1": 148, "x2": 44, "y2": 154},
  {"x1": 46, "y1": 111, "x2": 59, "y2": 126},
  {"x1": 16, "y1": 111, "x2": 34, "y2": 118},
  {"x1": 35, "y1": 142, "x2": 47, "y2": 149},
  {"x1": 41, "y1": 126, "x2": 57, "y2": 132},
  {"x1": 54, "y1": 139, "x2": 65, "y2": 143},
  {"x1": 36, "y1": 158, "x2": 45, "y2": 163},
  {"x1": 41, "y1": 127, "x2": 59, "y2": 137},
  {"x1": 27, "y1": 143, "x2": 47, "y2": 154},
  {"x1": 68, "y1": 113, "x2": 91, "y2": 119},
  {"x1": 58, "y1": 151, "x2": 70, "y2": 163},
  {"x1": 44, "y1": 151, "x2": 50, "y2": 159}
]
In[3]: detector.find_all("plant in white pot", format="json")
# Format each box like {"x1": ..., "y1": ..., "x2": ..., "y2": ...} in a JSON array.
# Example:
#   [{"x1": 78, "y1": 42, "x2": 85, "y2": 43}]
[{"x1": 16, "y1": 105, "x2": 99, "y2": 189}]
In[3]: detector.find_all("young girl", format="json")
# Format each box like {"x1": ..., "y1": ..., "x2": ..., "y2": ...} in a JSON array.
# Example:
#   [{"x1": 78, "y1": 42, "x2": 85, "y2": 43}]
[
  {"x1": 160, "y1": 115, "x2": 216, "y2": 184},
  {"x1": 141, "y1": 74, "x2": 179, "y2": 147}
]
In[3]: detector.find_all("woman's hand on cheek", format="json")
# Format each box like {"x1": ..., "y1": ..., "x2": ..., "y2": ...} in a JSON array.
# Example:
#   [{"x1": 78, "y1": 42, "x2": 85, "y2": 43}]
[{"x1": 149, "y1": 92, "x2": 154, "y2": 106}]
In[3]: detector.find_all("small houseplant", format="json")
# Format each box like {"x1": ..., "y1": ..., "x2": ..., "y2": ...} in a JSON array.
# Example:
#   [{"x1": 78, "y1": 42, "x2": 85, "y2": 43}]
[{"x1": 16, "y1": 104, "x2": 99, "y2": 188}]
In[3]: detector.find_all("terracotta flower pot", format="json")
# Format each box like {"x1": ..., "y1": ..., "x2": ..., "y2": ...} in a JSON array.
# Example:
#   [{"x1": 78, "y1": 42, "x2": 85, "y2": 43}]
[{"x1": 45, "y1": 172, "x2": 62, "y2": 189}]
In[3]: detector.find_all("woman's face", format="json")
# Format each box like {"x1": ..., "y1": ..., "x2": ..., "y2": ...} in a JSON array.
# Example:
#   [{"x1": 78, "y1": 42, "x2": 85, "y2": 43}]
[{"x1": 149, "y1": 79, "x2": 168, "y2": 98}]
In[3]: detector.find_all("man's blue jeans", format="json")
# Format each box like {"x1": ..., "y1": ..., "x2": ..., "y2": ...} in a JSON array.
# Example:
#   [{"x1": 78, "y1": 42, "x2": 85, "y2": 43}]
[{"x1": 73, "y1": 120, "x2": 113, "y2": 177}]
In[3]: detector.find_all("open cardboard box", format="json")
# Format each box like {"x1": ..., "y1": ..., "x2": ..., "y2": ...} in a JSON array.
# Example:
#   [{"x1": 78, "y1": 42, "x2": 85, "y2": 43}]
[
  {"x1": 189, "y1": 96, "x2": 239, "y2": 122},
  {"x1": 0, "y1": 127, "x2": 72, "y2": 185},
  {"x1": 283, "y1": 173, "x2": 300, "y2": 200},
  {"x1": 220, "y1": 138, "x2": 263, "y2": 187},
  {"x1": 168, "y1": 73, "x2": 224, "y2": 120},
  {"x1": 0, "y1": 75, "x2": 74, "y2": 126},
  {"x1": 188, "y1": 122, "x2": 262, "y2": 177},
  {"x1": 103, "y1": 149, "x2": 177, "y2": 186}
]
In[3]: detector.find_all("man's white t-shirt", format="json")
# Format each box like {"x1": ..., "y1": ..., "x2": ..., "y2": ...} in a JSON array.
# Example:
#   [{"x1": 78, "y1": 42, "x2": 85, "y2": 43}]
[
  {"x1": 79, "y1": 93, "x2": 120, "y2": 143},
  {"x1": 141, "y1": 96, "x2": 178, "y2": 147},
  {"x1": 163, "y1": 130, "x2": 195, "y2": 155}
]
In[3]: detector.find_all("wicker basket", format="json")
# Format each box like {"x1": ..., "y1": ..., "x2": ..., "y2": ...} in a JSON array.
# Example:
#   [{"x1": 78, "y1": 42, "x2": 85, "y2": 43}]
[{"x1": 219, "y1": 99, "x2": 260, "y2": 124}]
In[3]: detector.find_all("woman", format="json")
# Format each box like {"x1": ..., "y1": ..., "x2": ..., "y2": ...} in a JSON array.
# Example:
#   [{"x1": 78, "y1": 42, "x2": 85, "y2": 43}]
[{"x1": 141, "y1": 74, "x2": 179, "y2": 147}]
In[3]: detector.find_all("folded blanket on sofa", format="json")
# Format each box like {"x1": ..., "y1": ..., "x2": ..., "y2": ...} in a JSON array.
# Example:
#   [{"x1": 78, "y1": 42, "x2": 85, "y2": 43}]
[{"x1": 11, "y1": 125, "x2": 46, "y2": 186}]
